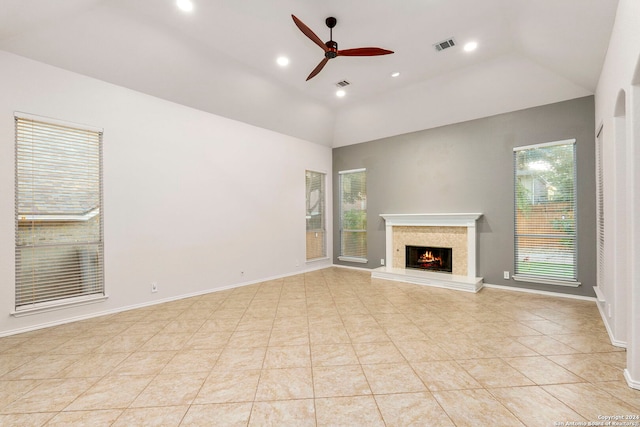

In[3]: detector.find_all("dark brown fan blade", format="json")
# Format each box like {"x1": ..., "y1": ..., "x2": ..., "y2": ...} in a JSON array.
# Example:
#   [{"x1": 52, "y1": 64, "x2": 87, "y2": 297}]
[
  {"x1": 292, "y1": 15, "x2": 329, "y2": 52},
  {"x1": 306, "y1": 57, "x2": 330, "y2": 80},
  {"x1": 338, "y1": 47, "x2": 394, "y2": 56}
]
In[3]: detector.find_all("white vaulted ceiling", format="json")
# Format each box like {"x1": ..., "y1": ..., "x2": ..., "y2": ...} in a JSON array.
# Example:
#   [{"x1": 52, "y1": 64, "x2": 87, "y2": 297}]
[{"x1": 0, "y1": 0, "x2": 619, "y2": 146}]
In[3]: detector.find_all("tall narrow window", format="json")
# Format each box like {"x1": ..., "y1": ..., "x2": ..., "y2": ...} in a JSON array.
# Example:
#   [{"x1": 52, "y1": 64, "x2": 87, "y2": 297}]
[
  {"x1": 306, "y1": 170, "x2": 326, "y2": 260},
  {"x1": 514, "y1": 139, "x2": 578, "y2": 285},
  {"x1": 596, "y1": 126, "x2": 605, "y2": 290},
  {"x1": 15, "y1": 114, "x2": 104, "y2": 310},
  {"x1": 339, "y1": 168, "x2": 367, "y2": 263}
]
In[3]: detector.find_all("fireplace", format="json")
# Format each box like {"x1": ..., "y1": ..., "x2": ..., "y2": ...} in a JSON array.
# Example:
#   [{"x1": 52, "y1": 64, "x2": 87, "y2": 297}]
[
  {"x1": 406, "y1": 245, "x2": 452, "y2": 273},
  {"x1": 372, "y1": 213, "x2": 484, "y2": 293}
]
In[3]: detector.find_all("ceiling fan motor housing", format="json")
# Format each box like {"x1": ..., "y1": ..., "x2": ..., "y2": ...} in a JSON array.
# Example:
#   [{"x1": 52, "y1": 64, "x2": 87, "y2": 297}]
[{"x1": 325, "y1": 40, "x2": 338, "y2": 58}]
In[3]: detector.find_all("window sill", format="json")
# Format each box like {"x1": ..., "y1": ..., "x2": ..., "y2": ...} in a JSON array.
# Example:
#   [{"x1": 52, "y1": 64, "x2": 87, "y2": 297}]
[
  {"x1": 338, "y1": 256, "x2": 368, "y2": 264},
  {"x1": 11, "y1": 294, "x2": 109, "y2": 317},
  {"x1": 512, "y1": 274, "x2": 581, "y2": 287}
]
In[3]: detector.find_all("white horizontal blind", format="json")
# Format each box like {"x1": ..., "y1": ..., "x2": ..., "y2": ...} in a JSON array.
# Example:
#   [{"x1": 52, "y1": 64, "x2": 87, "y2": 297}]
[
  {"x1": 596, "y1": 127, "x2": 605, "y2": 288},
  {"x1": 306, "y1": 171, "x2": 326, "y2": 260},
  {"x1": 339, "y1": 169, "x2": 367, "y2": 259},
  {"x1": 15, "y1": 115, "x2": 104, "y2": 308},
  {"x1": 514, "y1": 140, "x2": 577, "y2": 281}
]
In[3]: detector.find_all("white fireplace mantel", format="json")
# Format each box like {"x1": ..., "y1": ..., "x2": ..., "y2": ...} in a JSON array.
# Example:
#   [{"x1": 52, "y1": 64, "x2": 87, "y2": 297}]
[
  {"x1": 379, "y1": 213, "x2": 482, "y2": 228},
  {"x1": 374, "y1": 213, "x2": 484, "y2": 292}
]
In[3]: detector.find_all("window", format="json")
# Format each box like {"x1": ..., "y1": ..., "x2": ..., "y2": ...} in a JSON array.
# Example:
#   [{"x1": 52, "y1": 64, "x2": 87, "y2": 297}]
[
  {"x1": 305, "y1": 170, "x2": 326, "y2": 260},
  {"x1": 513, "y1": 139, "x2": 579, "y2": 285},
  {"x1": 15, "y1": 114, "x2": 105, "y2": 311},
  {"x1": 596, "y1": 126, "x2": 605, "y2": 290},
  {"x1": 339, "y1": 168, "x2": 367, "y2": 263}
]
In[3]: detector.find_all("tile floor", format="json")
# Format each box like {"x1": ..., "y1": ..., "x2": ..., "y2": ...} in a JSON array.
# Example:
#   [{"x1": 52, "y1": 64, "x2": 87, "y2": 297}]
[{"x1": 0, "y1": 268, "x2": 638, "y2": 426}]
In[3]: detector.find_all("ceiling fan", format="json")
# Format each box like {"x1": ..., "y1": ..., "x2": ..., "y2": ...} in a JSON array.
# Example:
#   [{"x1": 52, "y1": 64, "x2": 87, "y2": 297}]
[{"x1": 291, "y1": 15, "x2": 394, "y2": 81}]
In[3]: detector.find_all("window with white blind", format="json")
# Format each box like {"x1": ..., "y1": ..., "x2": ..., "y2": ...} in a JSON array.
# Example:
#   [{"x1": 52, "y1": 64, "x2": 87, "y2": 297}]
[
  {"x1": 339, "y1": 168, "x2": 367, "y2": 263},
  {"x1": 306, "y1": 170, "x2": 326, "y2": 261},
  {"x1": 15, "y1": 113, "x2": 105, "y2": 312},
  {"x1": 513, "y1": 139, "x2": 579, "y2": 286},
  {"x1": 595, "y1": 126, "x2": 605, "y2": 290}
]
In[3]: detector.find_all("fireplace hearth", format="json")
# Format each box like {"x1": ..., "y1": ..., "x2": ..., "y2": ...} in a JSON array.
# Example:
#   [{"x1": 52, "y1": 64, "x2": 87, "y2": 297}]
[{"x1": 406, "y1": 245, "x2": 452, "y2": 273}]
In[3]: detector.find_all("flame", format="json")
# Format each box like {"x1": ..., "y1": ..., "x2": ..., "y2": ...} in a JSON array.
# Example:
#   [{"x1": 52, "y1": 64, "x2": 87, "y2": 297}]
[{"x1": 418, "y1": 250, "x2": 442, "y2": 264}]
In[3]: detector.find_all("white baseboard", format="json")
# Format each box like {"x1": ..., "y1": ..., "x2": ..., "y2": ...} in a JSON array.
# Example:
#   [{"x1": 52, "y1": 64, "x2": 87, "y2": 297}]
[
  {"x1": 593, "y1": 286, "x2": 606, "y2": 302},
  {"x1": 625, "y1": 369, "x2": 640, "y2": 390},
  {"x1": 331, "y1": 263, "x2": 373, "y2": 272},
  {"x1": 483, "y1": 283, "x2": 596, "y2": 301},
  {"x1": 595, "y1": 297, "x2": 627, "y2": 348}
]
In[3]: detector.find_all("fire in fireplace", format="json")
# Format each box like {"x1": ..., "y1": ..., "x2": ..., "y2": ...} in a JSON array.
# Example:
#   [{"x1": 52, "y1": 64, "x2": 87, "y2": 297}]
[{"x1": 405, "y1": 245, "x2": 453, "y2": 273}]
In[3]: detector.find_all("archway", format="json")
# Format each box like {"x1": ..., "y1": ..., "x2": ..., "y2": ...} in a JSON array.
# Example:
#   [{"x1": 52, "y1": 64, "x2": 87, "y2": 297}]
[
  {"x1": 606, "y1": 90, "x2": 628, "y2": 348},
  {"x1": 625, "y1": 55, "x2": 640, "y2": 389}
]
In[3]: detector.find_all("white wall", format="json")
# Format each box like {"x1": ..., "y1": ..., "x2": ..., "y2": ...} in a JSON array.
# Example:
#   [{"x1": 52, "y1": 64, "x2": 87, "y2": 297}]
[
  {"x1": 0, "y1": 50, "x2": 332, "y2": 336},
  {"x1": 594, "y1": 0, "x2": 640, "y2": 389}
]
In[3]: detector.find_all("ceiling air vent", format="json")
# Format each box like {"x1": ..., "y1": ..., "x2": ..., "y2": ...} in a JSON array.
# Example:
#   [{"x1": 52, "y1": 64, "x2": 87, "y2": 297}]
[
  {"x1": 434, "y1": 38, "x2": 456, "y2": 52},
  {"x1": 335, "y1": 80, "x2": 351, "y2": 88}
]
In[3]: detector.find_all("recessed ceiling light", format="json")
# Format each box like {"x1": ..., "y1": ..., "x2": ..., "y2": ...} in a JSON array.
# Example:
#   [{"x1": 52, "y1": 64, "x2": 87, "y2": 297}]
[
  {"x1": 276, "y1": 56, "x2": 289, "y2": 67},
  {"x1": 464, "y1": 41, "x2": 478, "y2": 52},
  {"x1": 336, "y1": 90, "x2": 346, "y2": 98},
  {"x1": 391, "y1": 72, "x2": 400, "y2": 78},
  {"x1": 176, "y1": 0, "x2": 194, "y2": 12}
]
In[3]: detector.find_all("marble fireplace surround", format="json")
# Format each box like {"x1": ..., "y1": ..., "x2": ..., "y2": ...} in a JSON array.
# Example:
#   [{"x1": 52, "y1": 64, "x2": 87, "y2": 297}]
[{"x1": 372, "y1": 213, "x2": 484, "y2": 293}]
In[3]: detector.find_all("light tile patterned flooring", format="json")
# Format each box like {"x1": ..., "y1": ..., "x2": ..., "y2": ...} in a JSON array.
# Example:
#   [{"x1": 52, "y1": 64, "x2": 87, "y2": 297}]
[{"x1": 0, "y1": 268, "x2": 638, "y2": 426}]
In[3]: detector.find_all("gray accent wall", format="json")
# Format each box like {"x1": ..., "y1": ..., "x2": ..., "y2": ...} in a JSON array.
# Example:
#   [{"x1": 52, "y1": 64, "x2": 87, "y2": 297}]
[{"x1": 333, "y1": 96, "x2": 596, "y2": 297}]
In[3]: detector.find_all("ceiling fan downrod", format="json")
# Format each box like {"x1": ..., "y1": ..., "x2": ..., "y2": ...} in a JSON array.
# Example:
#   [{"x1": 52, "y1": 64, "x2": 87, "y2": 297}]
[{"x1": 325, "y1": 17, "x2": 338, "y2": 58}]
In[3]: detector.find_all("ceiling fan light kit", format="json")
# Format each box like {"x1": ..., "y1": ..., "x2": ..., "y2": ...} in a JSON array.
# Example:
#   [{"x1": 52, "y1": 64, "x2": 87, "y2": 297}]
[{"x1": 291, "y1": 14, "x2": 394, "y2": 81}]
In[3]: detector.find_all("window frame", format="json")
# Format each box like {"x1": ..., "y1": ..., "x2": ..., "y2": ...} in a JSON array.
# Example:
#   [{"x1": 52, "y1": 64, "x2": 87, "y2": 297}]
[
  {"x1": 13, "y1": 112, "x2": 107, "y2": 315},
  {"x1": 338, "y1": 168, "x2": 367, "y2": 263},
  {"x1": 513, "y1": 139, "x2": 581, "y2": 287},
  {"x1": 305, "y1": 170, "x2": 327, "y2": 262},
  {"x1": 595, "y1": 125, "x2": 605, "y2": 291}
]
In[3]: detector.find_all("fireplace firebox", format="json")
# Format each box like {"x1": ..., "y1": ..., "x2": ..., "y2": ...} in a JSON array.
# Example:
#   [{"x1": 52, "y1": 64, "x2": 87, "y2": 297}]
[{"x1": 405, "y1": 245, "x2": 452, "y2": 273}]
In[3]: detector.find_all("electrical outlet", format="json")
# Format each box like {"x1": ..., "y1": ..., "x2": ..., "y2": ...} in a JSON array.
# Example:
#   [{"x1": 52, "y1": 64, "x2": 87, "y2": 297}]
[
  {"x1": 151, "y1": 282, "x2": 158, "y2": 293},
  {"x1": 380, "y1": 258, "x2": 385, "y2": 266},
  {"x1": 503, "y1": 271, "x2": 510, "y2": 280}
]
